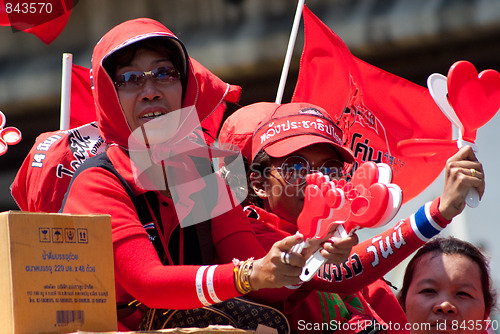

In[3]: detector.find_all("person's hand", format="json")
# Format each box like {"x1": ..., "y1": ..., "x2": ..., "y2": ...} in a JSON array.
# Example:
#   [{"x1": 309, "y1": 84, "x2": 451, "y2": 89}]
[
  {"x1": 249, "y1": 234, "x2": 307, "y2": 290},
  {"x1": 439, "y1": 145, "x2": 485, "y2": 220},
  {"x1": 319, "y1": 233, "x2": 359, "y2": 264},
  {"x1": 302, "y1": 224, "x2": 359, "y2": 265}
]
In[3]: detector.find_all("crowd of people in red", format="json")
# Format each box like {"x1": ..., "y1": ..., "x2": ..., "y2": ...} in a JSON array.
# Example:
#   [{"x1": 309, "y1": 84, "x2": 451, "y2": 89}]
[{"x1": 11, "y1": 14, "x2": 496, "y2": 334}]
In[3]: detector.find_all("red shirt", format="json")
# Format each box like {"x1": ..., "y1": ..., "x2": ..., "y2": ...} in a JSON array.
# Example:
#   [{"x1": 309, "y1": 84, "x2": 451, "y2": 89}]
[{"x1": 62, "y1": 145, "x2": 263, "y2": 309}]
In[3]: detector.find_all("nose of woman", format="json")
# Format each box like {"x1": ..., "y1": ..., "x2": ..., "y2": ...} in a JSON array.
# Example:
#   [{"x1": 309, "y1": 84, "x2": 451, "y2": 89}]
[{"x1": 433, "y1": 300, "x2": 458, "y2": 314}]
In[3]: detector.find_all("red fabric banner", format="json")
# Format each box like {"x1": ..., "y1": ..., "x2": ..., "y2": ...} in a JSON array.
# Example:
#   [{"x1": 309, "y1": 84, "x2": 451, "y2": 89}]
[
  {"x1": 0, "y1": 0, "x2": 73, "y2": 44},
  {"x1": 292, "y1": 6, "x2": 452, "y2": 203},
  {"x1": 69, "y1": 64, "x2": 95, "y2": 128}
]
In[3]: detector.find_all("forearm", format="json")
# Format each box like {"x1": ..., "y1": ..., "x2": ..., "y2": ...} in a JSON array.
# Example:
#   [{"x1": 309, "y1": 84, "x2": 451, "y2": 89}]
[
  {"x1": 308, "y1": 197, "x2": 451, "y2": 294},
  {"x1": 114, "y1": 235, "x2": 240, "y2": 309}
]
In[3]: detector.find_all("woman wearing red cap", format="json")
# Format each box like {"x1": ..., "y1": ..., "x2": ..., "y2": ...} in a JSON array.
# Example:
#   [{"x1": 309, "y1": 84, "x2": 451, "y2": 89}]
[
  {"x1": 60, "y1": 19, "x2": 356, "y2": 332},
  {"x1": 218, "y1": 101, "x2": 485, "y2": 333}
]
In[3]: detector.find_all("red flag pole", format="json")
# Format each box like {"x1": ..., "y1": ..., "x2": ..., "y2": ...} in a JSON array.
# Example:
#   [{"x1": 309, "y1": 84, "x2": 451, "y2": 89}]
[
  {"x1": 275, "y1": 0, "x2": 305, "y2": 104},
  {"x1": 60, "y1": 53, "x2": 72, "y2": 130}
]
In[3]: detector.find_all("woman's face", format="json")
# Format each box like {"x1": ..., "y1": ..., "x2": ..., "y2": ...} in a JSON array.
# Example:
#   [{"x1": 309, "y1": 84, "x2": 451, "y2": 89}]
[
  {"x1": 404, "y1": 252, "x2": 486, "y2": 334},
  {"x1": 262, "y1": 143, "x2": 343, "y2": 225},
  {"x1": 114, "y1": 48, "x2": 183, "y2": 132}
]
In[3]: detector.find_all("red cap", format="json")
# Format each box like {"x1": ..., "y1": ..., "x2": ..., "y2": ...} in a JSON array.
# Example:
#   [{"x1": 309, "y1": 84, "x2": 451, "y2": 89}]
[
  {"x1": 218, "y1": 102, "x2": 277, "y2": 162},
  {"x1": 251, "y1": 102, "x2": 354, "y2": 162}
]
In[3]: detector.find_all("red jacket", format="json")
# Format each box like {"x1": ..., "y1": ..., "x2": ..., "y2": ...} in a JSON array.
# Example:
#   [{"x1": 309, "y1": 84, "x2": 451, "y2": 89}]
[
  {"x1": 60, "y1": 18, "x2": 251, "y2": 330},
  {"x1": 11, "y1": 122, "x2": 105, "y2": 212}
]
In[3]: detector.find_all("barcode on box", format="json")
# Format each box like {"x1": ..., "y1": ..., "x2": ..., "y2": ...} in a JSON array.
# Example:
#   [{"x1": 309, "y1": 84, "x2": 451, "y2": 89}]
[{"x1": 56, "y1": 310, "x2": 84, "y2": 325}]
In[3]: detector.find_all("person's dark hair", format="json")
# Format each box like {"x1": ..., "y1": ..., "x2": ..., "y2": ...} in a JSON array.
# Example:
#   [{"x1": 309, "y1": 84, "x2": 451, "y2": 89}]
[
  {"x1": 397, "y1": 236, "x2": 497, "y2": 317},
  {"x1": 247, "y1": 150, "x2": 273, "y2": 207},
  {"x1": 103, "y1": 37, "x2": 188, "y2": 95},
  {"x1": 221, "y1": 150, "x2": 272, "y2": 208}
]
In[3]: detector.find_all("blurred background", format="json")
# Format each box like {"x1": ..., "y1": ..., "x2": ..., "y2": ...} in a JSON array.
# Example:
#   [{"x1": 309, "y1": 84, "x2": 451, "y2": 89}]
[{"x1": 1, "y1": 0, "x2": 500, "y2": 324}]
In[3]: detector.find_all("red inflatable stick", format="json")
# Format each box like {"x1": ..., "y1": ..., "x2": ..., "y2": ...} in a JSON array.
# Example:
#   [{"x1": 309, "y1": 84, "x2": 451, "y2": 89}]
[
  {"x1": 296, "y1": 173, "x2": 333, "y2": 240},
  {"x1": 0, "y1": 111, "x2": 22, "y2": 156},
  {"x1": 297, "y1": 162, "x2": 402, "y2": 282},
  {"x1": 292, "y1": 173, "x2": 343, "y2": 257},
  {"x1": 322, "y1": 162, "x2": 399, "y2": 237}
]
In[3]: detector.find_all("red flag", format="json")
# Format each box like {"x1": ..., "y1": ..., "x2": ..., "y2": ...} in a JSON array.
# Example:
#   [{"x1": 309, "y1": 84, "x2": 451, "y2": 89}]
[
  {"x1": 0, "y1": 0, "x2": 73, "y2": 44},
  {"x1": 292, "y1": 6, "x2": 453, "y2": 203},
  {"x1": 190, "y1": 58, "x2": 241, "y2": 145},
  {"x1": 69, "y1": 64, "x2": 96, "y2": 128}
]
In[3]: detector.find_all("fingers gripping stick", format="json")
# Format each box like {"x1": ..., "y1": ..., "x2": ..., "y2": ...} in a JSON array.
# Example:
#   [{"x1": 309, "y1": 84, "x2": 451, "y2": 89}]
[{"x1": 299, "y1": 162, "x2": 402, "y2": 282}]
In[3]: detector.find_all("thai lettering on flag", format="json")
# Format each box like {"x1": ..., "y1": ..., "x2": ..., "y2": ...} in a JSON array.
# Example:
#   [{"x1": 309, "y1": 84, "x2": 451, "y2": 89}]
[
  {"x1": 0, "y1": 0, "x2": 74, "y2": 45},
  {"x1": 292, "y1": 6, "x2": 453, "y2": 203},
  {"x1": 70, "y1": 64, "x2": 96, "y2": 128}
]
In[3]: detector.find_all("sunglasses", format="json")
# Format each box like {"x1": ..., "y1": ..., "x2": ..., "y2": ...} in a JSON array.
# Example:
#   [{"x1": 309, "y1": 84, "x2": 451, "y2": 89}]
[
  {"x1": 270, "y1": 155, "x2": 350, "y2": 185},
  {"x1": 114, "y1": 66, "x2": 181, "y2": 90}
]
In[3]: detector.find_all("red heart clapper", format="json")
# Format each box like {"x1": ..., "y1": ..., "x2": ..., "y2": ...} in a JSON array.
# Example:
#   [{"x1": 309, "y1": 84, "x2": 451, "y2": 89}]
[
  {"x1": 295, "y1": 162, "x2": 402, "y2": 282},
  {"x1": 447, "y1": 60, "x2": 500, "y2": 143},
  {"x1": 447, "y1": 61, "x2": 500, "y2": 207},
  {"x1": 397, "y1": 61, "x2": 500, "y2": 208}
]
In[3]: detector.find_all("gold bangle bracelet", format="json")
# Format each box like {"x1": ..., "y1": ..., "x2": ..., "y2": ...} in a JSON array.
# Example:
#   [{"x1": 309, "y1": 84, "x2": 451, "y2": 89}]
[
  {"x1": 233, "y1": 258, "x2": 254, "y2": 294},
  {"x1": 241, "y1": 260, "x2": 254, "y2": 292}
]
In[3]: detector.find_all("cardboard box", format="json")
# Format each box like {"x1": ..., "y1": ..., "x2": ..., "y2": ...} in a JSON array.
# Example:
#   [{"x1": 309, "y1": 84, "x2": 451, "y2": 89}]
[
  {"x1": 0, "y1": 211, "x2": 117, "y2": 333},
  {"x1": 71, "y1": 325, "x2": 257, "y2": 333}
]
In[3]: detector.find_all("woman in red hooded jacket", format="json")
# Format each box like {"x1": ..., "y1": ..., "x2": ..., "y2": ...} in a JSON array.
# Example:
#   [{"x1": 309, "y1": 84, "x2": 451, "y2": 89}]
[{"x1": 60, "y1": 18, "x2": 358, "y2": 331}]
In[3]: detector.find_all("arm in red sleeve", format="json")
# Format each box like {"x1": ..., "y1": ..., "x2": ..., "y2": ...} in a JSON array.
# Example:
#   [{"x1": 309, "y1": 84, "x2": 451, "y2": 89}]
[
  {"x1": 307, "y1": 197, "x2": 451, "y2": 294},
  {"x1": 212, "y1": 206, "x2": 303, "y2": 304},
  {"x1": 62, "y1": 166, "x2": 241, "y2": 309},
  {"x1": 114, "y1": 235, "x2": 239, "y2": 309}
]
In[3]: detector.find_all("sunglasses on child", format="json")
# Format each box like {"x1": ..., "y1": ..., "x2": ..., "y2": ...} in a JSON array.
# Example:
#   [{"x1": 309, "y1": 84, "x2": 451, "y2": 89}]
[
  {"x1": 270, "y1": 155, "x2": 350, "y2": 185},
  {"x1": 114, "y1": 66, "x2": 181, "y2": 89}
]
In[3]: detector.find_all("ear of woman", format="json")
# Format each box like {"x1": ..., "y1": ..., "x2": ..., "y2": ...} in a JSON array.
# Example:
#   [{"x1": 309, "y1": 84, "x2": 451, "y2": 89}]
[{"x1": 250, "y1": 171, "x2": 270, "y2": 198}]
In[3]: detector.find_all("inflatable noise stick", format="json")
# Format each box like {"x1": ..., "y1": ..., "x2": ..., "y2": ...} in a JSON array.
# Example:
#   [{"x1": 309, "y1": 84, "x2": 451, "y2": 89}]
[{"x1": 295, "y1": 162, "x2": 402, "y2": 282}]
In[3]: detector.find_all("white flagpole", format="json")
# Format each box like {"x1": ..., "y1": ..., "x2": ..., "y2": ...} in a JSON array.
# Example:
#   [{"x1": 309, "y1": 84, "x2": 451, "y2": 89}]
[
  {"x1": 60, "y1": 53, "x2": 73, "y2": 130},
  {"x1": 275, "y1": 0, "x2": 305, "y2": 104}
]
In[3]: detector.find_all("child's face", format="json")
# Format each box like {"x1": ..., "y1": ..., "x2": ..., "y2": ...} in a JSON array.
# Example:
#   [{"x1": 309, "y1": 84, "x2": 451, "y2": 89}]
[{"x1": 264, "y1": 143, "x2": 343, "y2": 225}]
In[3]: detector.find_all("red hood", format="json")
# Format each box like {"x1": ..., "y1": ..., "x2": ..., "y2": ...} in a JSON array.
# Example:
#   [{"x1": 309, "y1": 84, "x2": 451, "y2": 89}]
[{"x1": 91, "y1": 18, "x2": 241, "y2": 148}]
